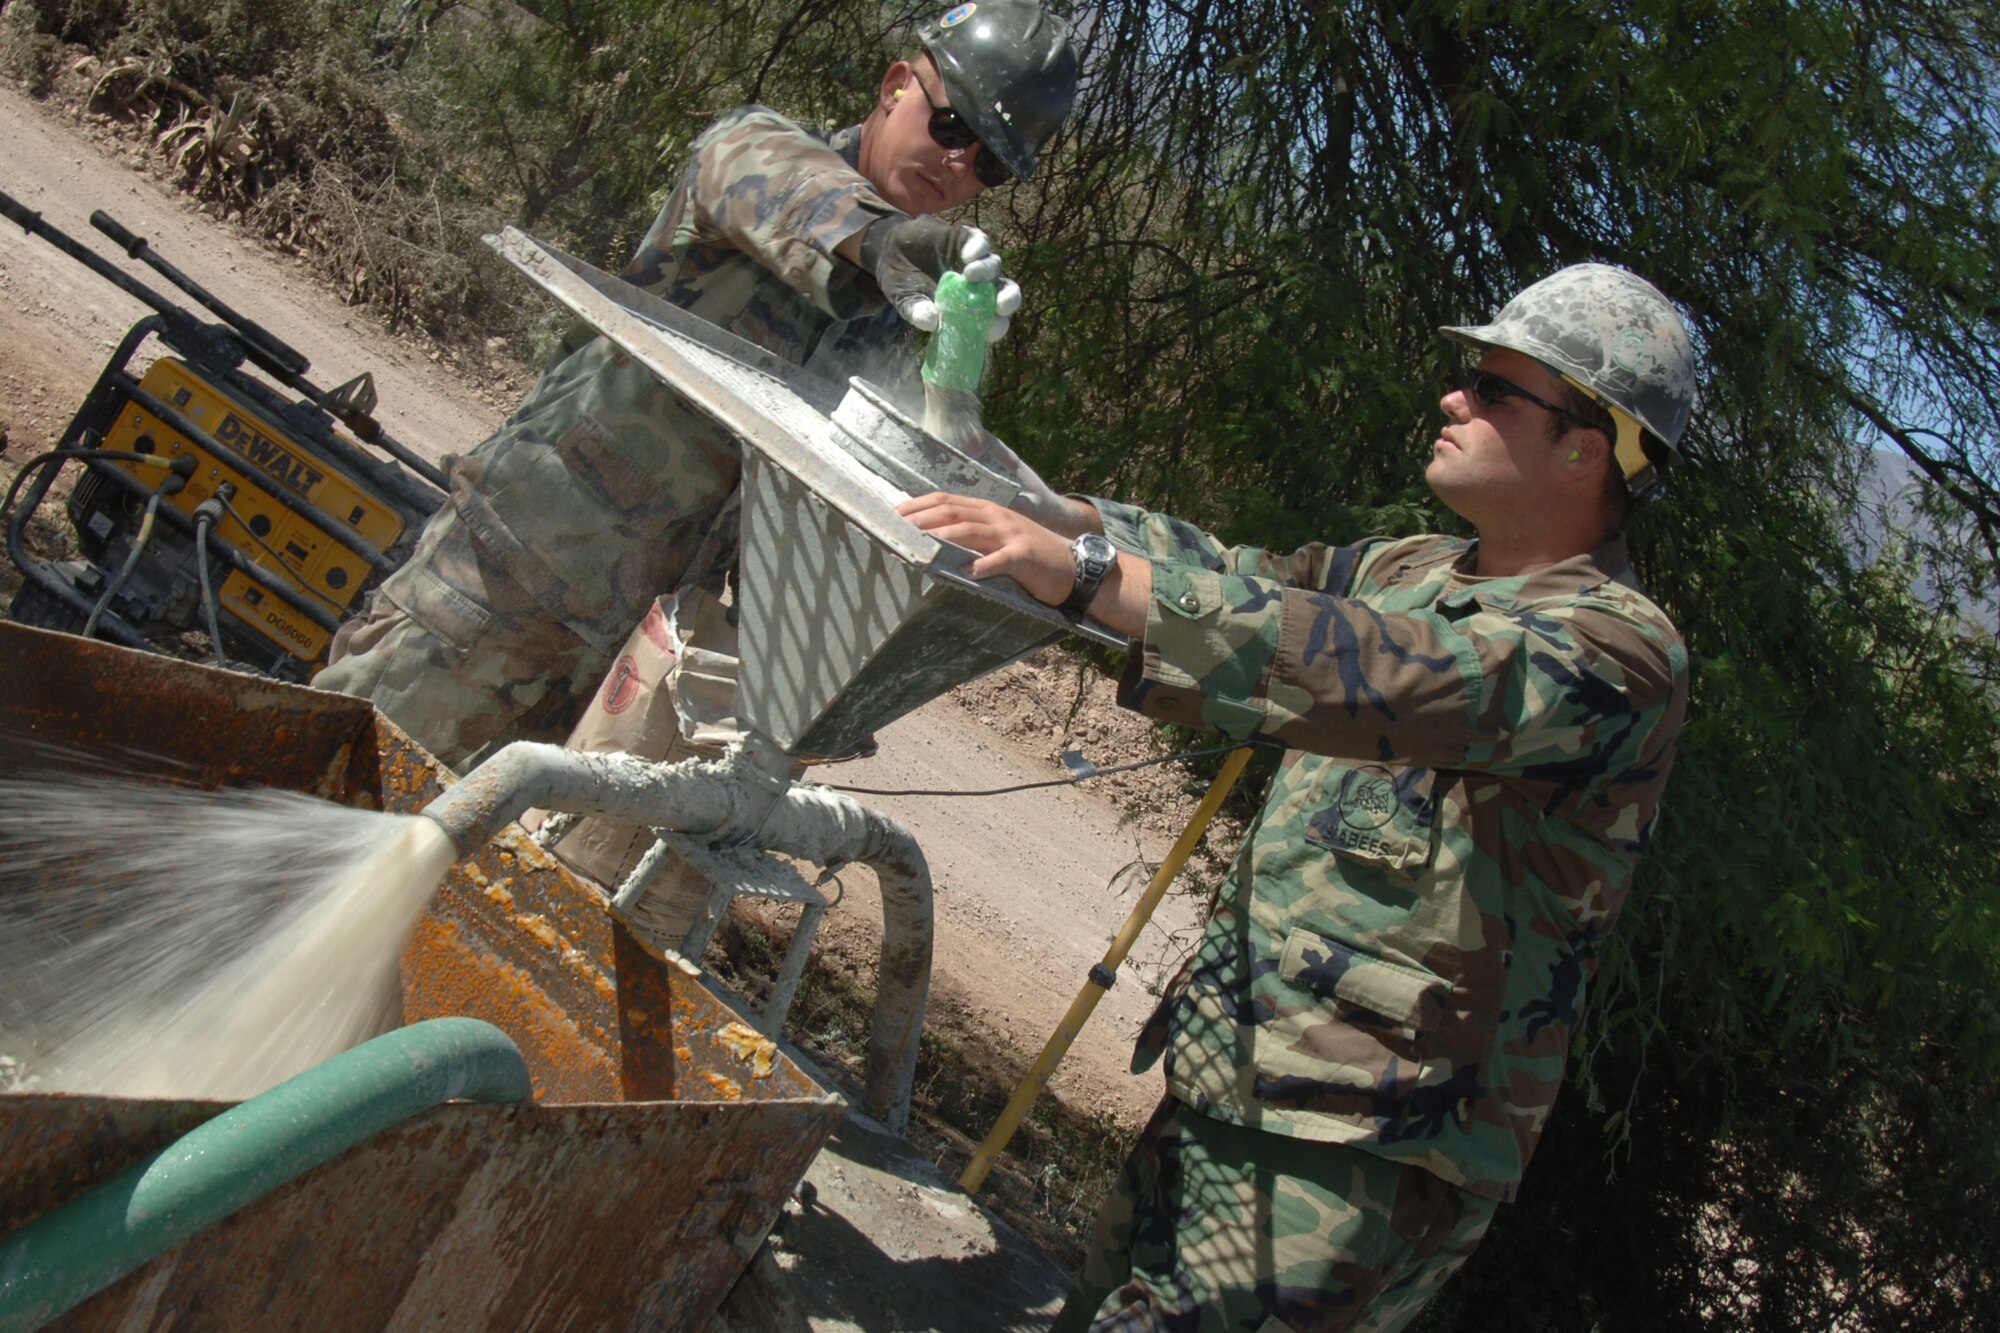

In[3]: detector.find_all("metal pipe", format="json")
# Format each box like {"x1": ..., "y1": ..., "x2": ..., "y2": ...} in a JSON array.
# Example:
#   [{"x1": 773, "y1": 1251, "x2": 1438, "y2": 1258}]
[
  {"x1": 0, "y1": 1017, "x2": 530, "y2": 1332},
  {"x1": 3, "y1": 192, "x2": 446, "y2": 514},
  {"x1": 88, "y1": 208, "x2": 449, "y2": 501},
  {"x1": 420, "y1": 741, "x2": 933, "y2": 1131}
]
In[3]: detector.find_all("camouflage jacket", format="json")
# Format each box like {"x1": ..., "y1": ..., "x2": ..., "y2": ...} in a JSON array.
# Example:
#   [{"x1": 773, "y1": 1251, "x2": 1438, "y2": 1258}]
[
  {"x1": 1093, "y1": 499, "x2": 1689, "y2": 1202},
  {"x1": 449, "y1": 106, "x2": 914, "y2": 653}
]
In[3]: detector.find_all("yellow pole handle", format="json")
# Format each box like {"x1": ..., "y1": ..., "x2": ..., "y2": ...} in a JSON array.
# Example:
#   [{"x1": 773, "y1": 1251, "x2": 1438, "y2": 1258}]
[{"x1": 958, "y1": 744, "x2": 1254, "y2": 1194}]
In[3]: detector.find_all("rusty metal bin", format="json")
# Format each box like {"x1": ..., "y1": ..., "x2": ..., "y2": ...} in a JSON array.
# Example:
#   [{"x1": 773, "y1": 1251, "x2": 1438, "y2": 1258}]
[{"x1": 0, "y1": 622, "x2": 844, "y2": 1330}]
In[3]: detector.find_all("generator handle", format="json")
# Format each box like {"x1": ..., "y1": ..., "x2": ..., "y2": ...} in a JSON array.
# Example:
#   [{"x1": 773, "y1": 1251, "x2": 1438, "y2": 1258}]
[
  {"x1": 90, "y1": 208, "x2": 448, "y2": 497},
  {"x1": 0, "y1": 190, "x2": 224, "y2": 363},
  {"x1": 7, "y1": 190, "x2": 447, "y2": 506},
  {"x1": 90, "y1": 209, "x2": 314, "y2": 379}
]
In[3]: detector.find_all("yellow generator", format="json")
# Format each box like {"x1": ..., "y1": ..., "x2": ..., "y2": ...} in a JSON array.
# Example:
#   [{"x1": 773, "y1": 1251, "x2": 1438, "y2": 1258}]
[{"x1": 2, "y1": 193, "x2": 445, "y2": 681}]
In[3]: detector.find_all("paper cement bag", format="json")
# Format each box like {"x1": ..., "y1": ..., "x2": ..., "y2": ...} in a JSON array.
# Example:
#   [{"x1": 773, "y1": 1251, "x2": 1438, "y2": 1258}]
[
  {"x1": 539, "y1": 588, "x2": 747, "y2": 903},
  {"x1": 664, "y1": 588, "x2": 750, "y2": 751}
]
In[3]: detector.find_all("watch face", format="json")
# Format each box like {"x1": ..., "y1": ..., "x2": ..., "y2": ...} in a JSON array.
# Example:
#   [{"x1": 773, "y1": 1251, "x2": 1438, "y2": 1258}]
[
  {"x1": 1064, "y1": 532, "x2": 1117, "y2": 612},
  {"x1": 1078, "y1": 534, "x2": 1115, "y2": 571}
]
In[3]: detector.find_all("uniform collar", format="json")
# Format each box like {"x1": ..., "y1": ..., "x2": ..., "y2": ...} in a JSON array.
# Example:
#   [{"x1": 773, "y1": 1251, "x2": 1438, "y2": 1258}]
[
  {"x1": 1438, "y1": 535, "x2": 1635, "y2": 610},
  {"x1": 827, "y1": 122, "x2": 864, "y2": 170}
]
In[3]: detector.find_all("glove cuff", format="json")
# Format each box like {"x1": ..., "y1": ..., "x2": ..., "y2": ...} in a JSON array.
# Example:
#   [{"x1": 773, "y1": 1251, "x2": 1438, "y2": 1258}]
[{"x1": 856, "y1": 215, "x2": 901, "y2": 279}]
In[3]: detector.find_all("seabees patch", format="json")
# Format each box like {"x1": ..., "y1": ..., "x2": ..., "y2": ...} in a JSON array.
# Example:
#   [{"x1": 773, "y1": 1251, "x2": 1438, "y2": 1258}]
[{"x1": 1302, "y1": 762, "x2": 1440, "y2": 874}]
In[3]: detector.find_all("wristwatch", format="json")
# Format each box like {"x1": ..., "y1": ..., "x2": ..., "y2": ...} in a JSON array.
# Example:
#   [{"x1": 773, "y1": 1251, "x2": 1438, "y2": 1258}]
[{"x1": 1061, "y1": 533, "x2": 1118, "y2": 613}]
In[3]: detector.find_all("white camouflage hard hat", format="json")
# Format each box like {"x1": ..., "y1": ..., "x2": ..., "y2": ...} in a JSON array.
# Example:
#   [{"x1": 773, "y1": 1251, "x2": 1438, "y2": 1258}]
[{"x1": 1442, "y1": 263, "x2": 1696, "y2": 501}]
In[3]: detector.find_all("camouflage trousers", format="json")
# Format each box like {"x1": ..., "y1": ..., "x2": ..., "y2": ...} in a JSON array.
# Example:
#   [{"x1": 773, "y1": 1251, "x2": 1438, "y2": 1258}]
[
  {"x1": 314, "y1": 505, "x2": 616, "y2": 773},
  {"x1": 1052, "y1": 1097, "x2": 1497, "y2": 1333}
]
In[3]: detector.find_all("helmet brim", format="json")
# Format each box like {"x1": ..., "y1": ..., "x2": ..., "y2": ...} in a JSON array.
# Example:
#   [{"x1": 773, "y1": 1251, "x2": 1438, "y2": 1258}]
[{"x1": 1438, "y1": 322, "x2": 1685, "y2": 465}]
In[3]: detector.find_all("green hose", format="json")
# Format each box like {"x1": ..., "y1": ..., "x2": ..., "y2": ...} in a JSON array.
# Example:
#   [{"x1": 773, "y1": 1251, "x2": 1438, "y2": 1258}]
[{"x1": 0, "y1": 1017, "x2": 531, "y2": 1331}]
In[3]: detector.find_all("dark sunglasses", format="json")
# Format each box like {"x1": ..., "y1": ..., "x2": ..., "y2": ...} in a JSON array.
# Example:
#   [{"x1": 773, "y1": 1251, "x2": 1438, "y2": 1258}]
[
  {"x1": 1457, "y1": 368, "x2": 1603, "y2": 432},
  {"x1": 912, "y1": 76, "x2": 1013, "y2": 188}
]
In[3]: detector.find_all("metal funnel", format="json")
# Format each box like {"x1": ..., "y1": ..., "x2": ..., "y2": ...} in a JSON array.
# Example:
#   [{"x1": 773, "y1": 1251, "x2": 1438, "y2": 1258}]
[{"x1": 483, "y1": 229, "x2": 1121, "y2": 759}]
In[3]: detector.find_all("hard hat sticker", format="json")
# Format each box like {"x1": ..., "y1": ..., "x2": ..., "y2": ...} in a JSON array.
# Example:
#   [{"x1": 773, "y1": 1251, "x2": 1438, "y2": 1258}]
[
  {"x1": 940, "y1": 3, "x2": 977, "y2": 27},
  {"x1": 1612, "y1": 327, "x2": 1648, "y2": 374}
]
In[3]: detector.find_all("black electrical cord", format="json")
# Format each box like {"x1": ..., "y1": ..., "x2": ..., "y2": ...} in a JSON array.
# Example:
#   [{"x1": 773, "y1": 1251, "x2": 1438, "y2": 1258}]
[
  {"x1": 193, "y1": 516, "x2": 230, "y2": 669},
  {"x1": 191, "y1": 483, "x2": 238, "y2": 668},
  {"x1": 81, "y1": 487, "x2": 169, "y2": 638},
  {"x1": 4, "y1": 449, "x2": 343, "y2": 623},
  {"x1": 0, "y1": 447, "x2": 181, "y2": 525},
  {"x1": 822, "y1": 741, "x2": 1258, "y2": 798}
]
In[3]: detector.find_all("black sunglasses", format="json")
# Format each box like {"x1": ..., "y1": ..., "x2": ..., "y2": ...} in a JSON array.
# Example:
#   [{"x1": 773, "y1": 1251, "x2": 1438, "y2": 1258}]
[
  {"x1": 912, "y1": 76, "x2": 1013, "y2": 188},
  {"x1": 1457, "y1": 368, "x2": 1603, "y2": 433}
]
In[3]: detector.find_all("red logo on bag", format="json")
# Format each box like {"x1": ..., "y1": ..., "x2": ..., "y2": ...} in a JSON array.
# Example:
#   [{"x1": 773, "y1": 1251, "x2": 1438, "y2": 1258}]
[
  {"x1": 601, "y1": 654, "x2": 642, "y2": 714},
  {"x1": 639, "y1": 600, "x2": 672, "y2": 650}
]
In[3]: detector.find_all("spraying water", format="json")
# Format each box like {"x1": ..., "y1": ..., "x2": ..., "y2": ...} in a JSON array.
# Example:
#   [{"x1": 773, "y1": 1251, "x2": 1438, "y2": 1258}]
[{"x1": 0, "y1": 775, "x2": 457, "y2": 1101}]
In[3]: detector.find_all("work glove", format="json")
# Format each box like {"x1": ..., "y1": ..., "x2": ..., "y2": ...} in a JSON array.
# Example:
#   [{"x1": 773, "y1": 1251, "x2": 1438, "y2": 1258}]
[{"x1": 858, "y1": 216, "x2": 1021, "y2": 340}]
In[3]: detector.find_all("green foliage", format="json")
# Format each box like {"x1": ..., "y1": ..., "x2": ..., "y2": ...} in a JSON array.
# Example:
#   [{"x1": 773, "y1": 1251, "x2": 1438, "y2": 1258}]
[
  {"x1": 12, "y1": 0, "x2": 2000, "y2": 1323},
  {"x1": 389, "y1": 0, "x2": 924, "y2": 265},
  {"x1": 980, "y1": 8, "x2": 2000, "y2": 1321}
]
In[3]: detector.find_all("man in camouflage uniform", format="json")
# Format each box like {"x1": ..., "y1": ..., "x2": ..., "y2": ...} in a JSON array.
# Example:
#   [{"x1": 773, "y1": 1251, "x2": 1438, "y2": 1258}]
[
  {"x1": 901, "y1": 264, "x2": 1697, "y2": 1331},
  {"x1": 316, "y1": 1, "x2": 1078, "y2": 771}
]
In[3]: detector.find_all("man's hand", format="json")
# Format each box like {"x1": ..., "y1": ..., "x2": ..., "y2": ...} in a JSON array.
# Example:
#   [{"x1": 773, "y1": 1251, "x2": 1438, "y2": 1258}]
[
  {"x1": 901, "y1": 492, "x2": 1150, "y2": 636},
  {"x1": 858, "y1": 216, "x2": 1019, "y2": 336},
  {"x1": 984, "y1": 278, "x2": 1023, "y2": 343},
  {"x1": 897, "y1": 492, "x2": 1076, "y2": 604}
]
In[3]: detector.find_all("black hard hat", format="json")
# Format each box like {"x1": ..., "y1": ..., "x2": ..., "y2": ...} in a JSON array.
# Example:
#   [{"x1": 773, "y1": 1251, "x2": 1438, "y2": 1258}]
[{"x1": 919, "y1": 1, "x2": 1079, "y2": 180}]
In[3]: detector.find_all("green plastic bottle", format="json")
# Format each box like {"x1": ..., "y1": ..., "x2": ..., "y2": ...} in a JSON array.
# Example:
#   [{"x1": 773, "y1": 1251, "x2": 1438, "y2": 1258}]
[{"x1": 921, "y1": 271, "x2": 998, "y2": 396}]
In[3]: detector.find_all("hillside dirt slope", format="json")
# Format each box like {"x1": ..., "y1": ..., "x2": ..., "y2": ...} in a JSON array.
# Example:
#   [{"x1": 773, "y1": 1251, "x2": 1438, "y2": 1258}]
[{"x1": 0, "y1": 82, "x2": 1235, "y2": 1330}]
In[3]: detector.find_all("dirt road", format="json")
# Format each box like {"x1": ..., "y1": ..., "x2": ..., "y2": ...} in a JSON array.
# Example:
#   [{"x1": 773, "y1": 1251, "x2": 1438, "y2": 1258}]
[
  {"x1": 0, "y1": 97, "x2": 501, "y2": 463},
  {"x1": 0, "y1": 81, "x2": 1223, "y2": 1329}
]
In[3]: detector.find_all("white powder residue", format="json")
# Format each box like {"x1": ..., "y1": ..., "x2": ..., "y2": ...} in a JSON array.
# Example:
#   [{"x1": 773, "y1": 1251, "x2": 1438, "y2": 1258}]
[{"x1": 921, "y1": 381, "x2": 985, "y2": 457}]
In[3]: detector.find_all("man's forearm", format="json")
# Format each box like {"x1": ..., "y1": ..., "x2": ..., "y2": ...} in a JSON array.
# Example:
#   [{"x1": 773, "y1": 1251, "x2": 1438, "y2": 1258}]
[
  {"x1": 1015, "y1": 492, "x2": 1104, "y2": 539},
  {"x1": 1085, "y1": 551, "x2": 1149, "y2": 638},
  {"x1": 896, "y1": 491, "x2": 1134, "y2": 629}
]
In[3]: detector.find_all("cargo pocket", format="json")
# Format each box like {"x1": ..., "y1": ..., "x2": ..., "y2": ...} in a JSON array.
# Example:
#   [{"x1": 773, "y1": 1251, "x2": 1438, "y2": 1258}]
[
  {"x1": 378, "y1": 515, "x2": 496, "y2": 656},
  {"x1": 386, "y1": 564, "x2": 495, "y2": 655},
  {"x1": 1301, "y1": 762, "x2": 1441, "y2": 876},
  {"x1": 485, "y1": 414, "x2": 690, "y2": 601},
  {"x1": 555, "y1": 412, "x2": 668, "y2": 519},
  {"x1": 1278, "y1": 929, "x2": 1448, "y2": 1042}
]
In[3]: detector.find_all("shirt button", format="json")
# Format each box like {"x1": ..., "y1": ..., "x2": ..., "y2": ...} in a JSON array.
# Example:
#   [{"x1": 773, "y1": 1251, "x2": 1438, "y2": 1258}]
[{"x1": 1178, "y1": 591, "x2": 1201, "y2": 613}]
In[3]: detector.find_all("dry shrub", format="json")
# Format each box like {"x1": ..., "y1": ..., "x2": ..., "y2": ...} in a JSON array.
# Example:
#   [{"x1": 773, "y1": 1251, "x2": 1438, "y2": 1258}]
[
  {"x1": 253, "y1": 154, "x2": 513, "y2": 342},
  {"x1": 9, "y1": 1, "x2": 528, "y2": 348},
  {"x1": 0, "y1": 3, "x2": 64, "y2": 92},
  {"x1": 238, "y1": 57, "x2": 518, "y2": 341}
]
